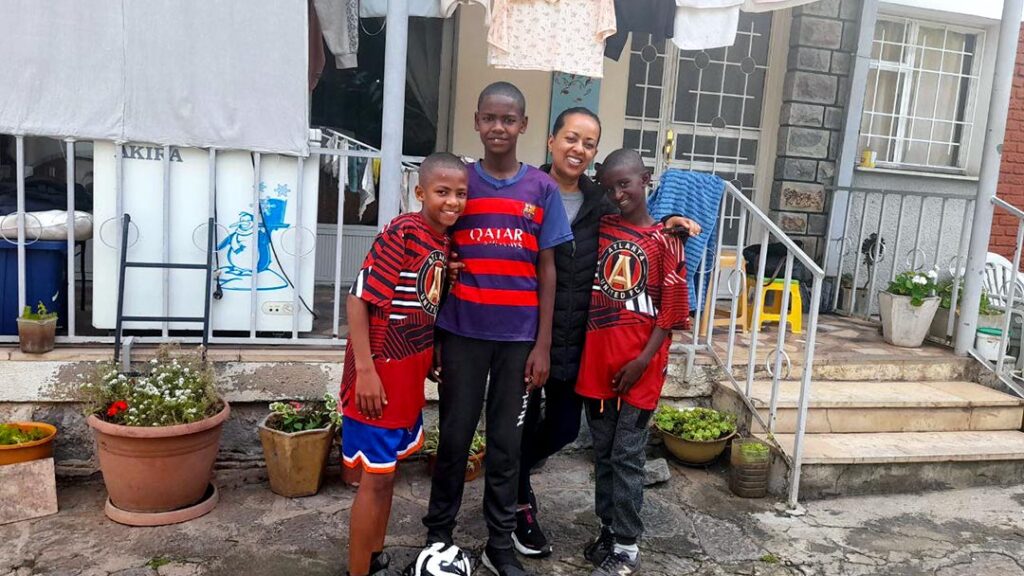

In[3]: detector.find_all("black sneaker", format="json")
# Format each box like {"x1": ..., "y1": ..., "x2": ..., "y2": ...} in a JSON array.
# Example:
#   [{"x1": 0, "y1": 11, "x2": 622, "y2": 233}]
[
  {"x1": 512, "y1": 507, "x2": 552, "y2": 558},
  {"x1": 481, "y1": 545, "x2": 534, "y2": 576},
  {"x1": 590, "y1": 550, "x2": 640, "y2": 576},
  {"x1": 583, "y1": 526, "x2": 615, "y2": 566}
]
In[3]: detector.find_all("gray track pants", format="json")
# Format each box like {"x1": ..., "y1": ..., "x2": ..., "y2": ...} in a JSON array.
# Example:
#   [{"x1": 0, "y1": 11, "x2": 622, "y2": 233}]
[{"x1": 585, "y1": 398, "x2": 653, "y2": 545}]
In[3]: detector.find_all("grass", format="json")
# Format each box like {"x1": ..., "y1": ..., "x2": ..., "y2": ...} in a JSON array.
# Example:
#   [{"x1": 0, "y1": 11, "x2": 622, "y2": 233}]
[
  {"x1": 146, "y1": 557, "x2": 172, "y2": 570},
  {"x1": 760, "y1": 553, "x2": 780, "y2": 564}
]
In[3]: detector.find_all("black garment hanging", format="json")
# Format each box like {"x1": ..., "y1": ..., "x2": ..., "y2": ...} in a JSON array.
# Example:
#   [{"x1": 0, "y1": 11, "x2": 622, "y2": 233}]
[{"x1": 604, "y1": 0, "x2": 677, "y2": 61}]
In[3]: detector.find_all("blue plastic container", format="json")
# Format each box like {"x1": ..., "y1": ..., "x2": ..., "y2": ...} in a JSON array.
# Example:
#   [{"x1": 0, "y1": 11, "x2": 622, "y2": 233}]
[{"x1": 0, "y1": 240, "x2": 68, "y2": 335}]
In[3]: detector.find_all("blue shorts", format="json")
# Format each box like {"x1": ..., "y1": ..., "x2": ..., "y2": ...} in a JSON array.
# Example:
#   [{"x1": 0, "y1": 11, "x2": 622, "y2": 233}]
[{"x1": 341, "y1": 415, "x2": 424, "y2": 474}]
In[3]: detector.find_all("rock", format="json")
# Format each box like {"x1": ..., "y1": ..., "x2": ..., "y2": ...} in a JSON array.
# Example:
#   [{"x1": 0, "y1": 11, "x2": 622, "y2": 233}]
[{"x1": 644, "y1": 458, "x2": 671, "y2": 486}]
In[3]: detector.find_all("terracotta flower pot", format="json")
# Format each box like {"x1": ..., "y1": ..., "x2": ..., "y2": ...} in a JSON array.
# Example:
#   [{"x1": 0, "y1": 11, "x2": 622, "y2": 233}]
[
  {"x1": 87, "y1": 401, "x2": 230, "y2": 513},
  {"x1": 661, "y1": 429, "x2": 735, "y2": 466},
  {"x1": 426, "y1": 450, "x2": 486, "y2": 482},
  {"x1": 17, "y1": 317, "x2": 56, "y2": 354},
  {"x1": 258, "y1": 415, "x2": 334, "y2": 498},
  {"x1": 0, "y1": 422, "x2": 57, "y2": 465}
]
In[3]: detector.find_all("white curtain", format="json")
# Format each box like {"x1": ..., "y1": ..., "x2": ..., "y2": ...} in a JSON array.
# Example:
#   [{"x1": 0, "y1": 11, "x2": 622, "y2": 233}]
[{"x1": 0, "y1": 0, "x2": 310, "y2": 156}]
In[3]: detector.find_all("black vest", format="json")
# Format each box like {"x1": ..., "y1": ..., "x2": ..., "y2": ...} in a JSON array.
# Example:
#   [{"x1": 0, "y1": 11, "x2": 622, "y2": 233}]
[{"x1": 545, "y1": 167, "x2": 616, "y2": 382}]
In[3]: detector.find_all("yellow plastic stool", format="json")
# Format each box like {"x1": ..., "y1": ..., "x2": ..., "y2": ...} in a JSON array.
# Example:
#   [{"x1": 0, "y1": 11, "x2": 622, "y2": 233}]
[
  {"x1": 699, "y1": 250, "x2": 748, "y2": 336},
  {"x1": 749, "y1": 278, "x2": 803, "y2": 334}
]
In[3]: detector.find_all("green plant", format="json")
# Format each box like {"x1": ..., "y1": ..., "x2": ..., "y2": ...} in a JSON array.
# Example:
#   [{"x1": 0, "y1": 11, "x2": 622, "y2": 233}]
[
  {"x1": 0, "y1": 424, "x2": 48, "y2": 445},
  {"x1": 937, "y1": 278, "x2": 994, "y2": 314},
  {"x1": 423, "y1": 427, "x2": 486, "y2": 470},
  {"x1": 654, "y1": 406, "x2": 736, "y2": 442},
  {"x1": 267, "y1": 393, "x2": 342, "y2": 433},
  {"x1": 760, "y1": 553, "x2": 779, "y2": 564},
  {"x1": 20, "y1": 301, "x2": 57, "y2": 321},
  {"x1": 886, "y1": 270, "x2": 938, "y2": 306},
  {"x1": 146, "y1": 557, "x2": 172, "y2": 570},
  {"x1": 739, "y1": 440, "x2": 770, "y2": 461},
  {"x1": 79, "y1": 344, "x2": 219, "y2": 427}
]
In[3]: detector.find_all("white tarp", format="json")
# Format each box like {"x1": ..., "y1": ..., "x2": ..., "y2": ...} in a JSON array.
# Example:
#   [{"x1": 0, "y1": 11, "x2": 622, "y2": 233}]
[{"x1": 0, "y1": 0, "x2": 310, "y2": 156}]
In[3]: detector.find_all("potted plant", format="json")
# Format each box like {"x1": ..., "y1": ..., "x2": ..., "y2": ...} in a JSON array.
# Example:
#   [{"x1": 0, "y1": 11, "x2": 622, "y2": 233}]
[
  {"x1": 17, "y1": 302, "x2": 57, "y2": 354},
  {"x1": 654, "y1": 406, "x2": 736, "y2": 465},
  {"x1": 929, "y1": 279, "x2": 1004, "y2": 342},
  {"x1": 79, "y1": 345, "x2": 229, "y2": 525},
  {"x1": 423, "y1": 427, "x2": 486, "y2": 482},
  {"x1": 729, "y1": 438, "x2": 770, "y2": 498},
  {"x1": 259, "y1": 394, "x2": 341, "y2": 498},
  {"x1": 878, "y1": 270, "x2": 940, "y2": 348},
  {"x1": 0, "y1": 422, "x2": 57, "y2": 465}
]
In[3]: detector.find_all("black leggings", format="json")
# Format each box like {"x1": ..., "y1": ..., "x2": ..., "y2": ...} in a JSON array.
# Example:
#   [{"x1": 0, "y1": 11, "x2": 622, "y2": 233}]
[{"x1": 517, "y1": 377, "x2": 584, "y2": 505}]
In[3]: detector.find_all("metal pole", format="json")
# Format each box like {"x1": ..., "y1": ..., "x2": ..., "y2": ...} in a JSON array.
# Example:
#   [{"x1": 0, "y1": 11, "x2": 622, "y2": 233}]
[
  {"x1": 826, "y1": 0, "x2": 879, "y2": 276},
  {"x1": 65, "y1": 139, "x2": 76, "y2": 338},
  {"x1": 15, "y1": 136, "x2": 26, "y2": 312},
  {"x1": 378, "y1": 0, "x2": 410, "y2": 227},
  {"x1": 955, "y1": 0, "x2": 1024, "y2": 355}
]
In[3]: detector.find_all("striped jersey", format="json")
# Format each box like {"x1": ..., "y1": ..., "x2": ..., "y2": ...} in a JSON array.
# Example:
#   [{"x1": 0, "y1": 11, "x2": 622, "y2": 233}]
[
  {"x1": 436, "y1": 162, "x2": 573, "y2": 341},
  {"x1": 576, "y1": 216, "x2": 690, "y2": 410},
  {"x1": 341, "y1": 212, "x2": 449, "y2": 429}
]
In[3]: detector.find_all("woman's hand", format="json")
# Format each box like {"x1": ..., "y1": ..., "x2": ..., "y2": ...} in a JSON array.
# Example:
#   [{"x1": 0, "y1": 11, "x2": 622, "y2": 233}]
[{"x1": 663, "y1": 216, "x2": 701, "y2": 237}]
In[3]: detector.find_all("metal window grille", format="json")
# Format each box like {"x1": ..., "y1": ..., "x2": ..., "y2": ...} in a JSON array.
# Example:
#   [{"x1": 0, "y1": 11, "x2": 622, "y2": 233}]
[{"x1": 859, "y1": 16, "x2": 984, "y2": 172}]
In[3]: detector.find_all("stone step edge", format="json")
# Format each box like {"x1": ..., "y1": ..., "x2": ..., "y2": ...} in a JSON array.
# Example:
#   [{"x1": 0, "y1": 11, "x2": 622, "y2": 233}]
[{"x1": 763, "y1": 431, "x2": 1024, "y2": 465}]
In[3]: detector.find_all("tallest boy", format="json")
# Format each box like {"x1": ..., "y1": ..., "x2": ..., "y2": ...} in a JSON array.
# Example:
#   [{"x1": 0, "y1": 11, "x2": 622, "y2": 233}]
[{"x1": 423, "y1": 82, "x2": 572, "y2": 576}]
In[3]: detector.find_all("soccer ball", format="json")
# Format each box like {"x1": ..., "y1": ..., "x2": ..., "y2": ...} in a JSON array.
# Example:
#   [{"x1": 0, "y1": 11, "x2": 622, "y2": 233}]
[{"x1": 404, "y1": 542, "x2": 472, "y2": 576}]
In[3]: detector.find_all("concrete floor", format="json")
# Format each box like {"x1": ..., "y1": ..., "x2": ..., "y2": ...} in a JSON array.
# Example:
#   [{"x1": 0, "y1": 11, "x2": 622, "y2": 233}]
[{"x1": 4, "y1": 452, "x2": 1024, "y2": 576}]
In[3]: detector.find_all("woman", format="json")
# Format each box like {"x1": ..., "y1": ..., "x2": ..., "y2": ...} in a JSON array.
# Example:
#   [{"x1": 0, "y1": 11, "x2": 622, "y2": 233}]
[{"x1": 513, "y1": 108, "x2": 699, "y2": 558}]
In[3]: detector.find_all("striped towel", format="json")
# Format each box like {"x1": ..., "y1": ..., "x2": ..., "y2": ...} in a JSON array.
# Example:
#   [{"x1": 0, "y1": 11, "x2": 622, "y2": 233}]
[{"x1": 647, "y1": 169, "x2": 726, "y2": 310}]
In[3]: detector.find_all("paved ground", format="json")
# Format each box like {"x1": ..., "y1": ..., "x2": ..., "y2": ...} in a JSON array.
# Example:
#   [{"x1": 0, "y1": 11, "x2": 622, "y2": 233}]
[{"x1": 4, "y1": 452, "x2": 1024, "y2": 576}]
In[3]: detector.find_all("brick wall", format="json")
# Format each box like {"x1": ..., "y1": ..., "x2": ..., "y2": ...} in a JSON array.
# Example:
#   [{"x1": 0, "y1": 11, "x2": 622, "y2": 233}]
[
  {"x1": 991, "y1": 24, "x2": 1024, "y2": 266},
  {"x1": 770, "y1": 0, "x2": 860, "y2": 260}
]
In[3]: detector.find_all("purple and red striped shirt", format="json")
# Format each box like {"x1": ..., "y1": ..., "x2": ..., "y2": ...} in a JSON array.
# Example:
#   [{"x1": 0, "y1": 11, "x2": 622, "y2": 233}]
[{"x1": 436, "y1": 162, "x2": 573, "y2": 342}]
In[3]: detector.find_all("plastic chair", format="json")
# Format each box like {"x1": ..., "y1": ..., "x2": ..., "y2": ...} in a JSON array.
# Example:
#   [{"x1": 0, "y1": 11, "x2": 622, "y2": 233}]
[
  {"x1": 699, "y1": 249, "x2": 748, "y2": 335},
  {"x1": 749, "y1": 278, "x2": 803, "y2": 334},
  {"x1": 984, "y1": 252, "x2": 1024, "y2": 308}
]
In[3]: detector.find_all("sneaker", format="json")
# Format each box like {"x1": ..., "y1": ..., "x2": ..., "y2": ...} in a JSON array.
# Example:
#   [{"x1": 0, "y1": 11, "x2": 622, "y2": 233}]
[
  {"x1": 481, "y1": 545, "x2": 534, "y2": 576},
  {"x1": 512, "y1": 507, "x2": 552, "y2": 558},
  {"x1": 583, "y1": 527, "x2": 615, "y2": 566},
  {"x1": 590, "y1": 550, "x2": 640, "y2": 576}
]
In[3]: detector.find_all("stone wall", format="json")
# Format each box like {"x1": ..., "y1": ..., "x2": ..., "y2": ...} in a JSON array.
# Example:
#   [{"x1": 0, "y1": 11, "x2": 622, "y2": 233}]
[
  {"x1": 771, "y1": 0, "x2": 861, "y2": 260},
  {"x1": 992, "y1": 24, "x2": 1024, "y2": 267}
]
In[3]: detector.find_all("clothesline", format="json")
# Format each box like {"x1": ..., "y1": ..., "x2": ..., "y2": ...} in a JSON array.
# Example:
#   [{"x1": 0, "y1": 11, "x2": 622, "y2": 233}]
[{"x1": 312, "y1": 0, "x2": 822, "y2": 80}]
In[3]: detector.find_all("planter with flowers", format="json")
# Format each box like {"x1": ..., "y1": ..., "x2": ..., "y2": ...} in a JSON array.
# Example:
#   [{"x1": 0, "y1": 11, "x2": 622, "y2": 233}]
[
  {"x1": 928, "y1": 279, "x2": 1004, "y2": 342},
  {"x1": 879, "y1": 270, "x2": 940, "y2": 348},
  {"x1": 17, "y1": 302, "x2": 57, "y2": 354},
  {"x1": 259, "y1": 394, "x2": 341, "y2": 498},
  {"x1": 654, "y1": 405, "x2": 737, "y2": 465},
  {"x1": 80, "y1": 345, "x2": 228, "y2": 526},
  {"x1": 0, "y1": 422, "x2": 60, "y2": 524}
]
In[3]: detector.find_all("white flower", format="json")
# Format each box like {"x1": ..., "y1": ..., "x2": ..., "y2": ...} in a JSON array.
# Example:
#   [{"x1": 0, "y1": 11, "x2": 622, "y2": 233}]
[
  {"x1": 912, "y1": 276, "x2": 927, "y2": 285},
  {"x1": 926, "y1": 270, "x2": 938, "y2": 280}
]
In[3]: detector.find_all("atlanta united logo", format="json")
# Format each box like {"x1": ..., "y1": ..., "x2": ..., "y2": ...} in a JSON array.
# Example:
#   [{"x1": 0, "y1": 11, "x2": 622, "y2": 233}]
[
  {"x1": 597, "y1": 240, "x2": 648, "y2": 301},
  {"x1": 417, "y1": 251, "x2": 446, "y2": 316}
]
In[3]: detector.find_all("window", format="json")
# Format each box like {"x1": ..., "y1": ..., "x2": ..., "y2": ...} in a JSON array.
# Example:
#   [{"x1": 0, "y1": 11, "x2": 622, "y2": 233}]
[{"x1": 859, "y1": 17, "x2": 983, "y2": 172}]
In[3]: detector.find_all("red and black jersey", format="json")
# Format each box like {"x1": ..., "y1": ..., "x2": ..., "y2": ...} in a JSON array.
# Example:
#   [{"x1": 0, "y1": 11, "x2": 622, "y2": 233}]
[
  {"x1": 576, "y1": 216, "x2": 690, "y2": 410},
  {"x1": 341, "y1": 212, "x2": 449, "y2": 429}
]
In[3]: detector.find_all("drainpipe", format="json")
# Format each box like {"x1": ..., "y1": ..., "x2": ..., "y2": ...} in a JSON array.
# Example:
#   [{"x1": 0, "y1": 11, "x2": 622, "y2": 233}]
[
  {"x1": 956, "y1": 0, "x2": 1024, "y2": 355},
  {"x1": 825, "y1": 0, "x2": 879, "y2": 277},
  {"x1": 378, "y1": 0, "x2": 409, "y2": 228}
]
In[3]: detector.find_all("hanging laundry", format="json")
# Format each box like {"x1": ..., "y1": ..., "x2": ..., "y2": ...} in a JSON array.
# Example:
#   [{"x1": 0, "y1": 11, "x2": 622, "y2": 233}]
[
  {"x1": 309, "y1": 0, "x2": 326, "y2": 90},
  {"x1": 358, "y1": 158, "x2": 380, "y2": 220},
  {"x1": 360, "y1": 0, "x2": 443, "y2": 18},
  {"x1": 604, "y1": 0, "x2": 676, "y2": 61},
  {"x1": 741, "y1": 0, "x2": 820, "y2": 12},
  {"x1": 489, "y1": 0, "x2": 617, "y2": 79},
  {"x1": 314, "y1": 0, "x2": 359, "y2": 69},
  {"x1": 441, "y1": 0, "x2": 492, "y2": 24},
  {"x1": 672, "y1": 0, "x2": 743, "y2": 51}
]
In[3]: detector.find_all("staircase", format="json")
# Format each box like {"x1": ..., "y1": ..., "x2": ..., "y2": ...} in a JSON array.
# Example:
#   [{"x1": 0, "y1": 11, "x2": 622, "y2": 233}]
[{"x1": 716, "y1": 360, "x2": 1024, "y2": 499}]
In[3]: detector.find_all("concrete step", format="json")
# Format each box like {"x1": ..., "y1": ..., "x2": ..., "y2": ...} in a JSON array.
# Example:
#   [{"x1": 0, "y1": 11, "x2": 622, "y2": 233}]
[
  {"x1": 768, "y1": 431, "x2": 1024, "y2": 498},
  {"x1": 744, "y1": 380, "x2": 1024, "y2": 434}
]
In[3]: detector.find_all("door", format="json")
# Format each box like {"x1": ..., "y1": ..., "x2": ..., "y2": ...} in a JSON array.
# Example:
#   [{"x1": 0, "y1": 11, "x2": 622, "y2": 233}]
[{"x1": 623, "y1": 12, "x2": 776, "y2": 244}]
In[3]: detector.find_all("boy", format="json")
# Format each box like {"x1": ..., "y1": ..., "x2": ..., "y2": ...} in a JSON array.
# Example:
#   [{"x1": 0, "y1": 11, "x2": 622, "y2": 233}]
[
  {"x1": 575, "y1": 149, "x2": 690, "y2": 576},
  {"x1": 341, "y1": 153, "x2": 469, "y2": 576},
  {"x1": 422, "y1": 82, "x2": 573, "y2": 576}
]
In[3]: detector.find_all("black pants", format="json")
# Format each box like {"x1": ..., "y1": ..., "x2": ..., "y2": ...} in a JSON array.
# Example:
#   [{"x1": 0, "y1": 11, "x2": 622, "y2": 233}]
[
  {"x1": 423, "y1": 332, "x2": 533, "y2": 551},
  {"x1": 585, "y1": 399, "x2": 652, "y2": 545},
  {"x1": 517, "y1": 377, "x2": 583, "y2": 505}
]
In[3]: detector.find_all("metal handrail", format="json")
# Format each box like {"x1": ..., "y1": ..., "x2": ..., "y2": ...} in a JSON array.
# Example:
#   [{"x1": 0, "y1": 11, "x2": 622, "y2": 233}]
[{"x1": 689, "y1": 180, "x2": 824, "y2": 508}]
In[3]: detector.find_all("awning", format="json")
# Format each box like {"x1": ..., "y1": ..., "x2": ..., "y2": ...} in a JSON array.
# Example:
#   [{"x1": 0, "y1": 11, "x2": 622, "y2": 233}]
[{"x1": 0, "y1": 0, "x2": 310, "y2": 156}]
